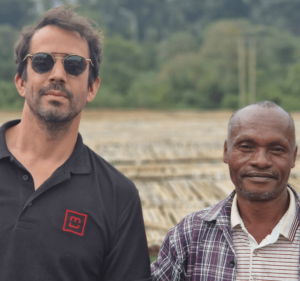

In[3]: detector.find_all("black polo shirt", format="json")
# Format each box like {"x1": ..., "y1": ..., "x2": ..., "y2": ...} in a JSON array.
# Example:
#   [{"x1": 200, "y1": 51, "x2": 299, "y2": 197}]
[{"x1": 0, "y1": 120, "x2": 151, "y2": 281}]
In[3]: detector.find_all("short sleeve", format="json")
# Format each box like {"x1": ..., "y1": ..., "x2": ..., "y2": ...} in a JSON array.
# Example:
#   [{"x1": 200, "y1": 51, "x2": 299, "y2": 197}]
[{"x1": 103, "y1": 188, "x2": 151, "y2": 281}]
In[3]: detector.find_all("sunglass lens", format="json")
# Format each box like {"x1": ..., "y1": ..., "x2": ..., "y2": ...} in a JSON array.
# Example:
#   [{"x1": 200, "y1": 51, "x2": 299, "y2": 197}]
[
  {"x1": 32, "y1": 53, "x2": 54, "y2": 74},
  {"x1": 64, "y1": 56, "x2": 87, "y2": 76}
]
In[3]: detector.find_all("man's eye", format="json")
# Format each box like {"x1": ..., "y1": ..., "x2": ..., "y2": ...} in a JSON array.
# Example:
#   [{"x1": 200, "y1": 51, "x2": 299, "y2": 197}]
[
  {"x1": 240, "y1": 144, "x2": 250, "y2": 149},
  {"x1": 239, "y1": 144, "x2": 251, "y2": 152},
  {"x1": 273, "y1": 147, "x2": 284, "y2": 152}
]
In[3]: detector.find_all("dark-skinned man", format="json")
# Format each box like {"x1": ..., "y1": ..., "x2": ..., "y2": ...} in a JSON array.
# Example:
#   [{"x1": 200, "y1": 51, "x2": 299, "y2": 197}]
[{"x1": 152, "y1": 101, "x2": 299, "y2": 281}]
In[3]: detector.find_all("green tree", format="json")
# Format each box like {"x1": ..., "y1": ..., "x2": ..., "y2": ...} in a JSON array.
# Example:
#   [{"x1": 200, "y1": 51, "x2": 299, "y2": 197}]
[
  {"x1": 247, "y1": 0, "x2": 300, "y2": 35},
  {"x1": 127, "y1": 72, "x2": 171, "y2": 108},
  {"x1": 157, "y1": 32, "x2": 198, "y2": 63},
  {"x1": 0, "y1": 80, "x2": 23, "y2": 109},
  {"x1": 0, "y1": 25, "x2": 19, "y2": 81},
  {"x1": 99, "y1": 35, "x2": 145, "y2": 95},
  {"x1": 0, "y1": 0, "x2": 37, "y2": 28}
]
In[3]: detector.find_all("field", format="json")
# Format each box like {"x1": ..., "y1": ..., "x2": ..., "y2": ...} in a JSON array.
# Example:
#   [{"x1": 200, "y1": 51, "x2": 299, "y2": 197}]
[{"x1": 2, "y1": 110, "x2": 300, "y2": 249}]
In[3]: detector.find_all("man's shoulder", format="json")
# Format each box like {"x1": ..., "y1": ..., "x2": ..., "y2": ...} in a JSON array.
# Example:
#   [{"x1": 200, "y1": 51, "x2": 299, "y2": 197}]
[
  {"x1": 153, "y1": 195, "x2": 234, "y2": 268},
  {"x1": 185, "y1": 194, "x2": 233, "y2": 224},
  {"x1": 169, "y1": 193, "x2": 234, "y2": 239}
]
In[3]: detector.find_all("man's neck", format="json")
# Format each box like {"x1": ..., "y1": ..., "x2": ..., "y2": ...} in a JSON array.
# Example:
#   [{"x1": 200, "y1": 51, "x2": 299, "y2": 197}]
[
  {"x1": 236, "y1": 188, "x2": 290, "y2": 244},
  {"x1": 5, "y1": 107, "x2": 81, "y2": 189}
]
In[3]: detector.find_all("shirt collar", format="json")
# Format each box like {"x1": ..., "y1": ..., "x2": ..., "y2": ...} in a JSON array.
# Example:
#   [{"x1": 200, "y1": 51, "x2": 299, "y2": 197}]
[
  {"x1": 0, "y1": 119, "x2": 20, "y2": 160},
  {"x1": 230, "y1": 186, "x2": 298, "y2": 241},
  {"x1": 0, "y1": 119, "x2": 91, "y2": 175},
  {"x1": 67, "y1": 136, "x2": 91, "y2": 175},
  {"x1": 282, "y1": 186, "x2": 299, "y2": 241},
  {"x1": 230, "y1": 194, "x2": 240, "y2": 230}
]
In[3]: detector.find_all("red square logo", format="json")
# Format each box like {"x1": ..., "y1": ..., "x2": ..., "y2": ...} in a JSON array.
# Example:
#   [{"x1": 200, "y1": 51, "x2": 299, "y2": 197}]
[{"x1": 63, "y1": 210, "x2": 87, "y2": 236}]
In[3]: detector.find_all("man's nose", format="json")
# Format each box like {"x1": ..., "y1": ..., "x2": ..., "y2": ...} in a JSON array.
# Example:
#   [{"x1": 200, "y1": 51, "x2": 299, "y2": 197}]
[
  {"x1": 48, "y1": 58, "x2": 67, "y2": 83},
  {"x1": 249, "y1": 148, "x2": 272, "y2": 169}
]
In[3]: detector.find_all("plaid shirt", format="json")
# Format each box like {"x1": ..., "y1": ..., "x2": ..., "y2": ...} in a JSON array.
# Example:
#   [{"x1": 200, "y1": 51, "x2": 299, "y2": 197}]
[{"x1": 151, "y1": 186, "x2": 300, "y2": 281}]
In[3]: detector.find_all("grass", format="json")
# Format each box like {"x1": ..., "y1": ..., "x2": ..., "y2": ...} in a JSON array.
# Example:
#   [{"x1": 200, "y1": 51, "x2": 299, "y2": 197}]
[{"x1": 150, "y1": 255, "x2": 158, "y2": 263}]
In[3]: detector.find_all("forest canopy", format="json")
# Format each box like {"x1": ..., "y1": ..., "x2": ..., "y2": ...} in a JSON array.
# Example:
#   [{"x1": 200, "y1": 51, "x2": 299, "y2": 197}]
[{"x1": 0, "y1": 0, "x2": 300, "y2": 111}]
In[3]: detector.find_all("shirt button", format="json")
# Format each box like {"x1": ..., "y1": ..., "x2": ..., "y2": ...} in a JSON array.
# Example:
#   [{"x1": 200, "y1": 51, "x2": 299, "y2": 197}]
[
  {"x1": 23, "y1": 175, "x2": 28, "y2": 181},
  {"x1": 253, "y1": 250, "x2": 259, "y2": 255},
  {"x1": 253, "y1": 277, "x2": 257, "y2": 281},
  {"x1": 230, "y1": 261, "x2": 235, "y2": 267},
  {"x1": 28, "y1": 202, "x2": 32, "y2": 206}
]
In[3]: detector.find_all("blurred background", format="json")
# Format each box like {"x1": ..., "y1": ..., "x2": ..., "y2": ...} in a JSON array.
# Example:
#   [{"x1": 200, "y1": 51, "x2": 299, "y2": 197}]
[
  {"x1": 1, "y1": 0, "x2": 300, "y2": 110},
  {"x1": 1, "y1": 0, "x2": 300, "y2": 260}
]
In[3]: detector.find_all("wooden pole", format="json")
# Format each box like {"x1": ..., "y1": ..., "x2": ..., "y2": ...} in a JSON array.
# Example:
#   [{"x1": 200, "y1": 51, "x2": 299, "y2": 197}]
[
  {"x1": 238, "y1": 38, "x2": 246, "y2": 108},
  {"x1": 248, "y1": 38, "x2": 256, "y2": 104}
]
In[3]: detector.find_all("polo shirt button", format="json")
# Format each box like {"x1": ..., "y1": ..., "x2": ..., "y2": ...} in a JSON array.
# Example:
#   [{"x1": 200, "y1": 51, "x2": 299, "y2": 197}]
[
  {"x1": 23, "y1": 175, "x2": 28, "y2": 181},
  {"x1": 28, "y1": 202, "x2": 32, "y2": 206},
  {"x1": 230, "y1": 261, "x2": 235, "y2": 267}
]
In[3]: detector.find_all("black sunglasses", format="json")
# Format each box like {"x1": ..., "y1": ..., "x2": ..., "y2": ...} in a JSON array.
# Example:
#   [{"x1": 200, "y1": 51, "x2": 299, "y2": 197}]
[{"x1": 23, "y1": 52, "x2": 94, "y2": 76}]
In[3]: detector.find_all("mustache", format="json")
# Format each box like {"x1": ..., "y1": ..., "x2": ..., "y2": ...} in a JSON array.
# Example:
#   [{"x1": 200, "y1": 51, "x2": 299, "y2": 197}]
[
  {"x1": 37, "y1": 83, "x2": 73, "y2": 100},
  {"x1": 240, "y1": 170, "x2": 279, "y2": 179}
]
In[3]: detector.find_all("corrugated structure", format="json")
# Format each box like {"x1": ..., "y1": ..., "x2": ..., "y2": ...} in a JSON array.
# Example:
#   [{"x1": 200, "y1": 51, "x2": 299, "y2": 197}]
[
  {"x1": 2, "y1": 111, "x2": 300, "y2": 248},
  {"x1": 79, "y1": 111, "x2": 300, "y2": 248}
]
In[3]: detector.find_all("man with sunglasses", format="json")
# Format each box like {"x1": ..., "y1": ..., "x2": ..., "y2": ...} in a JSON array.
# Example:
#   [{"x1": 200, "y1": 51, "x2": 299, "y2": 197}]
[{"x1": 0, "y1": 5, "x2": 151, "y2": 281}]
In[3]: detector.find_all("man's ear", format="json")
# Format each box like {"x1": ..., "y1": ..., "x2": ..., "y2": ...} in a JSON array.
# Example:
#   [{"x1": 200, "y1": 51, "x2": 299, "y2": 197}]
[
  {"x1": 15, "y1": 74, "x2": 26, "y2": 98},
  {"x1": 223, "y1": 140, "x2": 228, "y2": 164},
  {"x1": 86, "y1": 76, "x2": 101, "y2": 103}
]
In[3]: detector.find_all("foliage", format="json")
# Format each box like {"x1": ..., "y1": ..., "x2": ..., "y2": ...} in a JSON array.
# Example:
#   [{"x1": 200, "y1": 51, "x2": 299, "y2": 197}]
[
  {"x1": 99, "y1": 35, "x2": 145, "y2": 95},
  {"x1": 0, "y1": 81, "x2": 23, "y2": 109},
  {"x1": 1, "y1": 1, "x2": 300, "y2": 110},
  {"x1": 0, "y1": 25, "x2": 19, "y2": 81},
  {"x1": 150, "y1": 255, "x2": 157, "y2": 263},
  {"x1": 127, "y1": 72, "x2": 171, "y2": 108},
  {"x1": 86, "y1": 84, "x2": 126, "y2": 108},
  {"x1": 0, "y1": 0, "x2": 37, "y2": 28},
  {"x1": 157, "y1": 32, "x2": 198, "y2": 63}
]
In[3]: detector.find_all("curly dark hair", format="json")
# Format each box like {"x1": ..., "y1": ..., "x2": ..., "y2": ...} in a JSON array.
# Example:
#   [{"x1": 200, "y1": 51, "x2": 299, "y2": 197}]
[{"x1": 14, "y1": 5, "x2": 103, "y2": 87}]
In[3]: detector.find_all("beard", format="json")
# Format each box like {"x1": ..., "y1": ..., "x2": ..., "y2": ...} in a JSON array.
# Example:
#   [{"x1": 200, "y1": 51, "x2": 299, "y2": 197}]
[
  {"x1": 26, "y1": 83, "x2": 86, "y2": 137},
  {"x1": 235, "y1": 169, "x2": 285, "y2": 201},
  {"x1": 239, "y1": 184, "x2": 279, "y2": 200}
]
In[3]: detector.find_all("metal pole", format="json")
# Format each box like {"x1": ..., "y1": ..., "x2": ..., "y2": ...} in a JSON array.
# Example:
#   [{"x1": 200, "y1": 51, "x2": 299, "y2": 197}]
[
  {"x1": 238, "y1": 38, "x2": 246, "y2": 108},
  {"x1": 248, "y1": 38, "x2": 256, "y2": 104}
]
